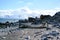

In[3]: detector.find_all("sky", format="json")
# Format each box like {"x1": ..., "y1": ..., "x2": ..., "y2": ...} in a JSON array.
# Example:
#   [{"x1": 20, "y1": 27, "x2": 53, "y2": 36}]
[{"x1": 0, "y1": 0, "x2": 60, "y2": 19}]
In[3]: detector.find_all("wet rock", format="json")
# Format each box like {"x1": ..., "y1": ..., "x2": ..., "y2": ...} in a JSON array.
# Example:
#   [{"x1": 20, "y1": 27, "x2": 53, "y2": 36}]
[{"x1": 49, "y1": 31, "x2": 59, "y2": 36}]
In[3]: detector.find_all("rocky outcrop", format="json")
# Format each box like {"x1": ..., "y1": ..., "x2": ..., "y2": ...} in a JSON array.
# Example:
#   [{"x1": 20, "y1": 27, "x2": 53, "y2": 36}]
[
  {"x1": 53, "y1": 12, "x2": 60, "y2": 23},
  {"x1": 40, "y1": 15, "x2": 53, "y2": 23},
  {"x1": 40, "y1": 11, "x2": 60, "y2": 24}
]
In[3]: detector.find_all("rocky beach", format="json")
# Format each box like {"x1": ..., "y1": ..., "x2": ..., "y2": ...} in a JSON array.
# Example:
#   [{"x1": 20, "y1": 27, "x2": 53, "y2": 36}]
[{"x1": 0, "y1": 23, "x2": 60, "y2": 40}]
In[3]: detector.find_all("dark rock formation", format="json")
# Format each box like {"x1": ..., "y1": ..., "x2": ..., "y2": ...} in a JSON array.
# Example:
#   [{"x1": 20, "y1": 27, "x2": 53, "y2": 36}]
[
  {"x1": 53, "y1": 12, "x2": 60, "y2": 23},
  {"x1": 40, "y1": 15, "x2": 52, "y2": 23},
  {"x1": 28, "y1": 17, "x2": 35, "y2": 22}
]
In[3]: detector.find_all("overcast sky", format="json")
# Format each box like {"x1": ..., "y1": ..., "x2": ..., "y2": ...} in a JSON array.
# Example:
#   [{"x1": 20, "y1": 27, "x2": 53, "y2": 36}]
[{"x1": 0, "y1": 0, "x2": 60, "y2": 19}]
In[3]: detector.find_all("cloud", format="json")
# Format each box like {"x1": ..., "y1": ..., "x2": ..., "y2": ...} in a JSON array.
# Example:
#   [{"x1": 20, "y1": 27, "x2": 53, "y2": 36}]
[
  {"x1": 0, "y1": 7, "x2": 60, "y2": 19},
  {"x1": 40, "y1": 9, "x2": 60, "y2": 16},
  {"x1": 0, "y1": 10, "x2": 13, "y2": 18}
]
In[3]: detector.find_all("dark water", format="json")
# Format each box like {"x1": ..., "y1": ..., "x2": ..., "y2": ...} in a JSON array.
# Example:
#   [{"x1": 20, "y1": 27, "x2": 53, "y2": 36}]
[{"x1": 0, "y1": 18, "x2": 18, "y2": 23}]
